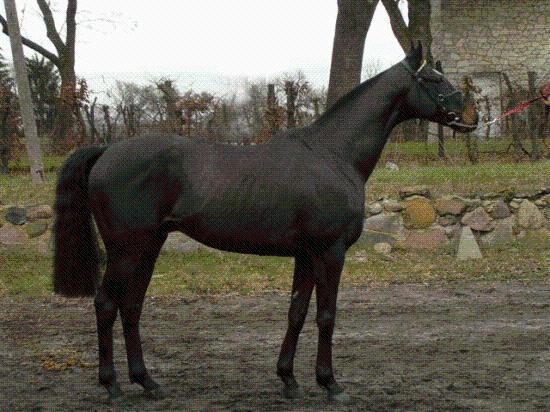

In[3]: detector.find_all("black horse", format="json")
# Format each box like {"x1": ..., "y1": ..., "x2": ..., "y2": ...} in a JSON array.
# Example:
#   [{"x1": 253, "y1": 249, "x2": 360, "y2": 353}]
[{"x1": 53, "y1": 43, "x2": 477, "y2": 403}]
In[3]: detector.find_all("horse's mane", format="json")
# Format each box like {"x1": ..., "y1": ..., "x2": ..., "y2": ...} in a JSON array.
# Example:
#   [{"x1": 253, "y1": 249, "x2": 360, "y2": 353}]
[{"x1": 315, "y1": 68, "x2": 390, "y2": 125}]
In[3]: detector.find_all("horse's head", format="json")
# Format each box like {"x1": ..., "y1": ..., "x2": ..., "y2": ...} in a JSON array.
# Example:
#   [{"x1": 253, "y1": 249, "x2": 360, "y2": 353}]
[{"x1": 401, "y1": 42, "x2": 478, "y2": 133}]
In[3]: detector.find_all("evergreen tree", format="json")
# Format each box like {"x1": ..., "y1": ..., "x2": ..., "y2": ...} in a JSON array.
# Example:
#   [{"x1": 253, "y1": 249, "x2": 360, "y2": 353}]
[
  {"x1": 26, "y1": 55, "x2": 60, "y2": 135},
  {"x1": 0, "y1": 48, "x2": 19, "y2": 173}
]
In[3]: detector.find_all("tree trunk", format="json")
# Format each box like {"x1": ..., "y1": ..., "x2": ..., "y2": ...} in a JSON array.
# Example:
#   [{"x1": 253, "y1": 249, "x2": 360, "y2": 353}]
[
  {"x1": 285, "y1": 81, "x2": 297, "y2": 129},
  {"x1": 84, "y1": 97, "x2": 99, "y2": 144},
  {"x1": 408, "y1": 0, "x2": 433, "y2": 62},
  {"x1": 102, "y1": 104, "x2": 112, "y2": 143},
  {"x1": 53, "y1": 64, "x2": 76, "y2": 148},
  {"x1": 326, "y1": 0, "x2": 379, "y2": 108},
  {"x1": 4, "y1": 0, "x2": 43, "y2": 183},
  {"x1": 266, "y1": 83, "x2": 278, "y2": 136},
  {"x1": 158, "y1": 80, "x2": 181, "y2": 134},
  {"x1": 382, "y1": 0, "x2": 433, "y2": 61}
]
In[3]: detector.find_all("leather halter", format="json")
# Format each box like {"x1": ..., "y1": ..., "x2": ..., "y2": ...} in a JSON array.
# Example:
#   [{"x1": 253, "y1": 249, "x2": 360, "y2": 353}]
[{"x1": 400, "y1": 60, "x2": 461, "y2": 114}]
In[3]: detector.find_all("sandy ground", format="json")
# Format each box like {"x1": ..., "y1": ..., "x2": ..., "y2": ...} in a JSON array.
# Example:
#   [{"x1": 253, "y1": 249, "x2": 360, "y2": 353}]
[{"x1": 1, "y1": 282, "x2": 549, "y2": 411}]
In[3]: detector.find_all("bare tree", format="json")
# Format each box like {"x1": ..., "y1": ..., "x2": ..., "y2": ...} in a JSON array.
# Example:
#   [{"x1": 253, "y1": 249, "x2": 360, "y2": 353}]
[
  {"x1": 83, "y1": 96, "x2": 99, "y2": 144},
  {"x1": 361, "y1": 58, "x2": 384, "y2": 81},
  {"x1": 0, "y1": 0, "x2": 78, "y2": 149},
  {"x1": 241, "y1": 80, "x2": 268, "y2": 139},
  {"x1": 4, "y1": 0, "x2": 43, "y2": 183},
  {"x1": 381, "y1": 0, "x2": 433, "y2": 62},
  {"x1": 177, "y1": 90, "x2": 214, "y2": 138},
  {"x1": 327, "y1": 0, "x2": 380, "y2": 108},
  {"x1": 157, "y1": 80, "x2": 182, "y2": 135}
]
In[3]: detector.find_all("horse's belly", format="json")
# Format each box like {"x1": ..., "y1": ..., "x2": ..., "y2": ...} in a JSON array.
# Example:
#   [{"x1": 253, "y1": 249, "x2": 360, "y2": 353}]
[{"x1": 169, "y1": 212, "x2": 300, "y2": 256}]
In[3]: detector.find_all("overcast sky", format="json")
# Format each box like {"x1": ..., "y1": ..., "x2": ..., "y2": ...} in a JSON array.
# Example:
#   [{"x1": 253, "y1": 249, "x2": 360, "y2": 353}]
[{"x1": 0, "y1": 0, "x2": 407, "y2": 96}]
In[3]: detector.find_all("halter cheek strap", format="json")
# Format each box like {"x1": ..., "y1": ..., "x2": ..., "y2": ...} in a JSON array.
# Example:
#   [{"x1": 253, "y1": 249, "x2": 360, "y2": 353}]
[{"x1": 400, "y1": 60, "x2": 461, "y2": 113}]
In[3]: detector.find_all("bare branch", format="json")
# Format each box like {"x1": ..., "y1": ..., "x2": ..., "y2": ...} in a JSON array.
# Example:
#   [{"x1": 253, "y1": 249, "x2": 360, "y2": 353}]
[
  {"x1": 0, "y1": 13, "x2": 60, "y2": 66},
  {"x1": 381, "y1": 0, "x2": 411, "y2": 53},
  {"x1": 36, "y1": 0, "x2": 65, "y2": 53}
]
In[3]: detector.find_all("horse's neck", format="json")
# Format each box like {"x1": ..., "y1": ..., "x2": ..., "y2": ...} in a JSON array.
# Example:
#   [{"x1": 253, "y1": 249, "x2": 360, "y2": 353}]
[{"x1": 309, "y1": 68, "x2": 407, "y2": 182}]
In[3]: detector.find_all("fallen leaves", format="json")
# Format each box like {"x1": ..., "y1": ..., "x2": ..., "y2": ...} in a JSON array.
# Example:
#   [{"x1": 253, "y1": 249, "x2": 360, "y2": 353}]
[{"x1": 39, "y1": 349, "x2": 97, "y2": 371}]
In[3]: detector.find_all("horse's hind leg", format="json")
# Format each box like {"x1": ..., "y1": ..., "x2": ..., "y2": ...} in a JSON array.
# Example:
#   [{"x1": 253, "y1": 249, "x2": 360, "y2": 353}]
[
  {"x1": 119, "y1": 231, "x2": 167, "y2": 398},
  {"x1": 277, "y1": 252, "x2": 315, "y2": 399},
  {"x1": 95, "y1": 245, "x2": 140, "y2": 400}
]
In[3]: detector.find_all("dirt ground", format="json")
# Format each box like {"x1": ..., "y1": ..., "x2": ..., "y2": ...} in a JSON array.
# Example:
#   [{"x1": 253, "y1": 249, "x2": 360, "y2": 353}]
[{"x1": 1, "y1": 282, "x2": 549, "y2": 411}]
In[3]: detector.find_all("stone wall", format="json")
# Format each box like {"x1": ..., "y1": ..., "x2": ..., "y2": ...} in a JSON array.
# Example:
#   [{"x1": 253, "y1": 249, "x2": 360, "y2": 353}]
[
  {"x1": 359, "y1": 185, "x2": 549, "y2": 254},
  {"x1": 2, "y1": 185, "x2": 548, "y2": 259},
  {"x1": 431, "y1": 0, "x2": 549, "y2": 86}
]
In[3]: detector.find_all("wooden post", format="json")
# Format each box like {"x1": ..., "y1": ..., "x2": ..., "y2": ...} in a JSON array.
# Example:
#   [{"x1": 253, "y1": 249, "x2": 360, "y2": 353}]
[
  {"x1": 102, "y1": 105, "x2": 113, "y2": 143},
  {"x1": 527, "y1": 71, "x2": 541, "y2": 160},
  {"x1": 437, "y1": 124, "x2": 446, "y2": 159},
  {"x1": 4, "y1": 0, "x2": 44, "y2": 183},
  {"x1": 460, "y1": 76, "x2": 480, "y2": 164},
  {"x1": 502, "y1": 73, "x2": 524, "y2": 162}
]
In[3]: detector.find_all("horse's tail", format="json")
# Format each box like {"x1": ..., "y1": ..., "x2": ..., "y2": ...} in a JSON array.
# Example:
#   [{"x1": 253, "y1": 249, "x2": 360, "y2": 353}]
[{"x1": 53, "y1": 145, "x2": 107, "y2": 297}]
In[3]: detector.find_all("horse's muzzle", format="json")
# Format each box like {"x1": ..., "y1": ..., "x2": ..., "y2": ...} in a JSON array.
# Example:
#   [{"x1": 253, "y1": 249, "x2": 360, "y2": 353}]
[{"x1": 445, "y1": 108, "x2": 478, "y2": 133}]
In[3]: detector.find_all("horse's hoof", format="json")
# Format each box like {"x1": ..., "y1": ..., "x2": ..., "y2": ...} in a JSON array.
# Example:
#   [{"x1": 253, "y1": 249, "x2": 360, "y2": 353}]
[
  {"x1": 105, "y1": 384, "x2": 124, "y2": 404},
  {"x1": 144, "y1": 386, "x2": 167, "y2": 400},
  {"x1": 108, "y1": 383, "x2": 123, "y2": 399},
  {"x1": 282, "y1": 384, "x2": 303, "y2": 399},
  {"x1": 327, "y1": 386, "x2": 351, "y2": 403}
]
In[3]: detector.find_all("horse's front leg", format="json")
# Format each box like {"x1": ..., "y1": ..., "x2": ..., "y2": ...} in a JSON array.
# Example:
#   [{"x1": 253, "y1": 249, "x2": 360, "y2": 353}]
[
  {"x1": 277, "y1": 252, "x2": 315, "y2": 399},
  {"x1": 314, "y1": 242, "x2": 350, "y2": 402}
]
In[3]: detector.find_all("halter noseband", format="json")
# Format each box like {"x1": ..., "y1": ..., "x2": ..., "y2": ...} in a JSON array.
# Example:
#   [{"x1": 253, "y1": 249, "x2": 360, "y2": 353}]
[{"x1": 400, "y1": 60, "x2": 461, "y2": 114}]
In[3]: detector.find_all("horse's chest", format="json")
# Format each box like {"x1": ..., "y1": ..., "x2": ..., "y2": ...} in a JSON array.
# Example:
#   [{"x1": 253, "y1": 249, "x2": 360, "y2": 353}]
[{"x1": 301, "y1": 192, "x2": 363, "y2": 242}]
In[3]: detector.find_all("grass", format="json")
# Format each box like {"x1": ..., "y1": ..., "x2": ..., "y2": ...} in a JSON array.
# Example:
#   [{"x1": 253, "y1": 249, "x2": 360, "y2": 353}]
[
  {"x1": 1, "y1": 230, "x2": 548, "y2": 298},
  {"x1": 366, "y1": 161, "x2": 549, "y2": 201},
  {"x1": 0, "y1": 147, "x2": 547, "y2": 298},
  {"x1": 1, "y1": 149, "x2": 548, "y2": 206},
  {"x1": 381, "y1": 137, "x2": 548, "y2": 163},
  {"x1": 7, "y1": 162, "x2": 545, "y2": 208}
]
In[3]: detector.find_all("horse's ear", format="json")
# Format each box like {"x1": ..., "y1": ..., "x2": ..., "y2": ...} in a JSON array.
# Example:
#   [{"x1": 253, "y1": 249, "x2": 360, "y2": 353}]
[
  {"x1": 435, "y1": 60, "x2": 443, "y2": 73},
  {"x1": 406, "y1": 40, "x2": 423, "y2": 70},
  {"x1": 416, "y1": 40, "x2": 423, "y2": 59}
]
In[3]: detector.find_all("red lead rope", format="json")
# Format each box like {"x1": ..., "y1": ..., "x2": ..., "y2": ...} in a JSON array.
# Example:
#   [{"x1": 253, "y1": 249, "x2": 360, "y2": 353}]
[{"x1": 484, "y1": 82, "x2": 550, "y2": 126}]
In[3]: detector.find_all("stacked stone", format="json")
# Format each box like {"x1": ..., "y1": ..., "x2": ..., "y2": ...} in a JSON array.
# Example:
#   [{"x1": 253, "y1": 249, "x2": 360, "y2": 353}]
[
  {"x1": 0, "y1": 204, "x2": 53, "y2": 254},
  {"x1": 360, "y1": 184, "x2": 549, "y2": 256}
]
